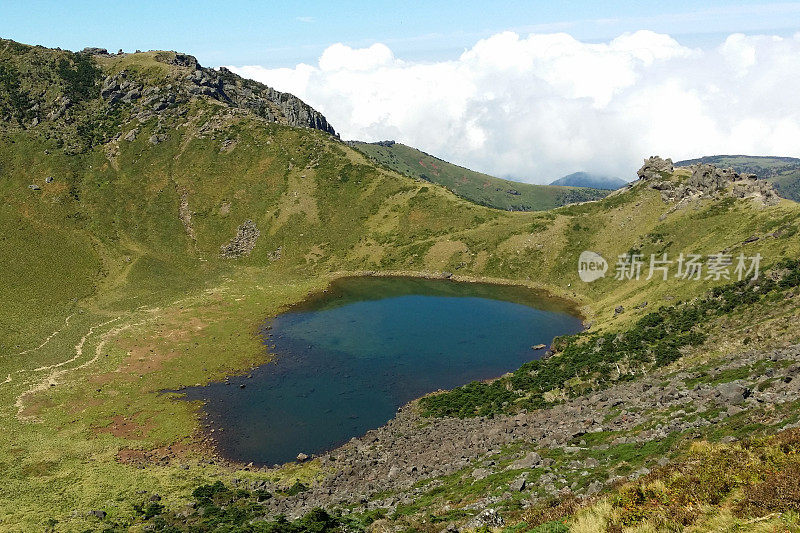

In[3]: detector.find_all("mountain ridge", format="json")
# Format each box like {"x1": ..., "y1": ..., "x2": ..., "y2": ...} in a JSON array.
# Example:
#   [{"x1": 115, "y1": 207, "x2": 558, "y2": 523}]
[
  {"x1": 0, "y1": 38, "x2": 336, "y2": 152},
  {"x1": 348, "y1": 139, "x2": 610, "y2": 211}
]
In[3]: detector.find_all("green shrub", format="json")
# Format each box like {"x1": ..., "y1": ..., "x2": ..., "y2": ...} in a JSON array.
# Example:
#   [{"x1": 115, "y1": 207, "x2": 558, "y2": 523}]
[
  {"x1": 57, "y1": 52, "x2": 102, "y2": 102},
  {"x1": 0, "y1": 63, "x2": 31, "y2": 123}
]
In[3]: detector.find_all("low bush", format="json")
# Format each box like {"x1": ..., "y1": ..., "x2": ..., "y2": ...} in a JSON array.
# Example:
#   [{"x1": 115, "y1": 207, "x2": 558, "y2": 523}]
[{"x1": 604, "y1": 429, "x2": 800, "y2": 530}]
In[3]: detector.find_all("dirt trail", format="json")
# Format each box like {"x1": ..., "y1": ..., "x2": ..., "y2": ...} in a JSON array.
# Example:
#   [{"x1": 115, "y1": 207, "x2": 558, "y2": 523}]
[
  {"x1": 14, "y1": 317, "x2": 122, "y2": 421},
  {"x1": 32, "y1": 318, "x2": 119, "y2": 372},
  {"x1": 8, "y1": 291, "x2": 209, "y2": 420},
  {"x1": 74, "y1": 320, "x2": 141, "y2": 373},
  {"x1": 5, "y1": 313, "x2": 75, "y2": 359},
  {"x1": 2, "y1": 314, "x2": 76, "y2": 387}
]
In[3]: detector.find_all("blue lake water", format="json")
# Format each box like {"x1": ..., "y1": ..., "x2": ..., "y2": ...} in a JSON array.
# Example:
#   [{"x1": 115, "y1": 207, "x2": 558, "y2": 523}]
[{"x1": 176, "y1": 277, "x2": 583, "y2": 465}]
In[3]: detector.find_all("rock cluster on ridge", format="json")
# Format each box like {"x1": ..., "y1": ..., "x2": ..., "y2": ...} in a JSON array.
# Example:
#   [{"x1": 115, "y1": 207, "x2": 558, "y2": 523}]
[
  {"x1": 0, "y1": 39, "x2": 336, "y2": 147},
  {"x1": 98, "y1": 51, "x2": 335, "y2": 135},
  {"x1": 636, "y1": 155, "x2": 674, "y2": 180},
  {"x1": 636, "y1": 156, "x2": 780, "y2": 207}
]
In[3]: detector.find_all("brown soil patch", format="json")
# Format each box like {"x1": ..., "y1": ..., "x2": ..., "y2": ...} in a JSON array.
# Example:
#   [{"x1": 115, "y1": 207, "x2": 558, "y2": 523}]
[
  {"x1": 424, "y1": 240, "x2": 468, "y2": 268},
  {"x1": 21, "y1": 460, "x2": 59, "y2": 477},
  {"x1": 18, "y1": 396, "x2": 56, "y2": 419},
  {"x1": 116, "y1": 441, "x2": 192, "y2": 466},
  {"x1": 90, "y1": 315, "x2": 209, "y2": 385},
  {"x1": 96, "y1": 413, "x2": 155, "y2": 439},
  {"x1": 408, "y1": 209, "x2": 427, "y2": 224},
  {"x1": 68, "y1": 397, "x2": 104, "y2": 414},
  {"x1": 304, "y1": 244, "x2": 325, "y2": 262}
]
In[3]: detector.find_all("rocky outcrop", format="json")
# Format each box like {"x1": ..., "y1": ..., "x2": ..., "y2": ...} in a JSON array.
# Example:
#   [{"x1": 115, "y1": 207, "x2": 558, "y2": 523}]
[
  {"x1": 0, "y1": 39, "x2": 336, "y2": 144},
  {"x1": 220, "y1": 220, "x2": 260, "y2": 258},
  {"x1": 178, "y1": 190, "x2": 195, "y2": 242},
  {"x1": 637, "y1": 156, "x2": 674, "y2": 180},
  {"x1": 468, "y1": 508, "x2": 505, "y2": 529},
  {"x1": 81, "y1": 47, "x2": 112, "y2": 56},
  {"x1": 636, "y1": 156, "x2": 780, "y2": 206},
  {"x1": 99, "y1": 52, "x2": 335, "y2": 135}
]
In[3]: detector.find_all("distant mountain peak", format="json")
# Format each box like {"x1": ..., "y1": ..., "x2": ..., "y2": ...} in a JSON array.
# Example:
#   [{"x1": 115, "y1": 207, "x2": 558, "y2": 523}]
[{"x1": 549, "y1": 172, "x2": 627, "y2": 190}]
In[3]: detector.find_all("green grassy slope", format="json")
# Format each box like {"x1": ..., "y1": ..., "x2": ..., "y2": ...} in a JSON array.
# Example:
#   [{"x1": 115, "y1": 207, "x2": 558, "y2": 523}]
[
  {"x1": 1, "y1": 41, "x2": 800, "y2": 530},
  {"x1": 677, "y1": 155, "x2": 800, "y2": 202},
  {"x1": 2, "y1": 118, "x2": 798, "y2": 530},
  {"x1": 348, "y1": 140, "x2": 609, "y2": 210}
]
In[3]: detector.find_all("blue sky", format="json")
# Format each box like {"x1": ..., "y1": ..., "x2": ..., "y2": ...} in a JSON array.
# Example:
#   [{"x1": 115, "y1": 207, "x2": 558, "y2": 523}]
[{"x1": 2, "y1": 1, "x2": 800, "y2": 67}]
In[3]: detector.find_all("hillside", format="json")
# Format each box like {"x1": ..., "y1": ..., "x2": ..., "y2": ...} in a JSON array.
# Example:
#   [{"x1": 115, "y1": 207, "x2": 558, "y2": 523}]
[
  {"x1": 0, "y1": 40, "x2": 334, "y2": 150},
  {"x1": 348, "y1": 140, "x2": 609, "y2": 210},
  {"x1": 1, "y1": 39, "x2": 800, "y2": 532},
  {"x1": 549, "y1": 171, "x2": 627, "y2": 190},
  {"x1": 676, "y1": 154, "x2": 800, "y2": 201}
]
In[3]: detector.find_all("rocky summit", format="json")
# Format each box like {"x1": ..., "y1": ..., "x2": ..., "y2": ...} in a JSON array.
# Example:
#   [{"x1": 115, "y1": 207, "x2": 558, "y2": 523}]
[
  {"x1": 635, "y1": 155, "x2": 780, "y2": 207},
  {"x1": 98, "y1": 51, "x2": 335, "y2": 135},
  {"x1": 0, "y1": 39, "x2": 335, "y2": 154}
]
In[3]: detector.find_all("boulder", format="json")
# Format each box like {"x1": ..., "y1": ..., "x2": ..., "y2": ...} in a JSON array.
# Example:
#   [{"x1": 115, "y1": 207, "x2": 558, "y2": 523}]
[
  {"x1": 586, "y1": 481, "x2": 603, "y2": 495},
  {"x1": 509, "y1": 476, "x2": 526, "y2": 492},
  {"x1": 121, "y1": 89, "x2": 141, "y2": 103},
  {"x1": 123, "y1": 128, "x2": 138, "y2": 142},
  {"x1": 509, "y1": 451, "x2": 541, "y2": 469},
  {"x1": 296, "y1": 453, "x2": 309, "y2": 462},
  {"x1": 716, "y1": 381, "x2": 750, "y2": 405},
  {"x1": 471, "y1": 468, "x2": 490, "y2": 480},
  {"x1": 637, "y1": 156, "x2": 674, "y2": 180},
  {"x1": 469, "y1": 508, "x2": 504, "y2": 529}
]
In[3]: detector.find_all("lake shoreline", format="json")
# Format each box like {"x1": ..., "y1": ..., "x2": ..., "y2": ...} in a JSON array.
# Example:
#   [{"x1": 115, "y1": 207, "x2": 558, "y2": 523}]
[{"x1": 176, "y1": 270, "x2": 587, "y2": 468}]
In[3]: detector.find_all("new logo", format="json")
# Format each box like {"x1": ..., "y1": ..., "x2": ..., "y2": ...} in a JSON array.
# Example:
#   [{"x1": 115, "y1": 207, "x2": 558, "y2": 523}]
[{"x1": 578, "y1": 251, "x2": 608, "y2": 282}]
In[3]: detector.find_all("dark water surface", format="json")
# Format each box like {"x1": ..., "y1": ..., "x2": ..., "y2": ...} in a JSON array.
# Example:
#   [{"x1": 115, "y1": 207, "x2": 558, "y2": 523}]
[{"x1": 176, "y1": 277, "x2": 583, "y2": 465}]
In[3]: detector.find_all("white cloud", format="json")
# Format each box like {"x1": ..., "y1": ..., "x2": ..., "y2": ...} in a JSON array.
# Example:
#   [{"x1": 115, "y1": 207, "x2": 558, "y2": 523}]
[
  {"x1": 318, "y1": 43, "x2": 395, "y2": 71},
  {"x1": 228, "y1": 30, "x2": 800, "y2": 183}
]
